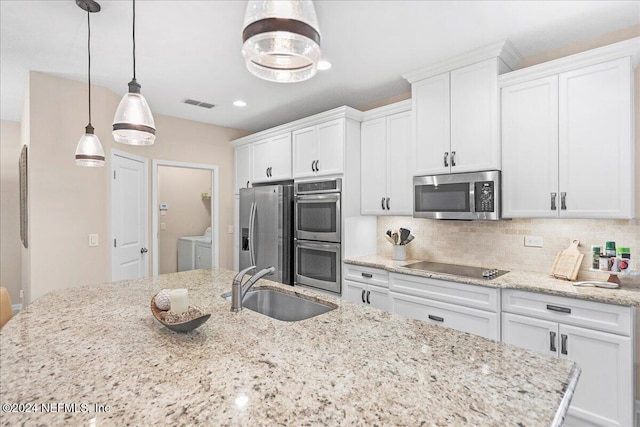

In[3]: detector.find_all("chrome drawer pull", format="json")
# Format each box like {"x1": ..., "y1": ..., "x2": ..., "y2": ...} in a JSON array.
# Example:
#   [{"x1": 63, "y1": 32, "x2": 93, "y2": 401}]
[
  {"x1": 443, "y1": 152, "x2": 449, "y2": 167},
  {"x1": 546, "y1": 304, "x2": 571, "y2": 314},
  {"x1": 561, "y1": 192, "x2": 567, "y2": 210},
  {"x1": 385, "y1": 197, "x2": 390, "y2": 210},
  {"x1": 361, "y1": 290, "x2": 365, "y2": 303},
  {"x1": 366, "y1": 291, "x2": 370, "y2": 304},
  {"x1": 550, "y1": 192, "x2": 557, "y2": 210},
  {"x1": 428, "y1": 314, "x2": 444, "y2": 322},
  {"x1": 550, "y1": 331, "x2": 557, "y2": 352},
  {"x1": 361, "y1": 272, "x2": 373, "y2": 278},
  {"x1": 561, "y1": 334, "x2": 568, "y2": 355},
  {"x1": 381, "y1": 197, "x2": 385, "y2": 210}
]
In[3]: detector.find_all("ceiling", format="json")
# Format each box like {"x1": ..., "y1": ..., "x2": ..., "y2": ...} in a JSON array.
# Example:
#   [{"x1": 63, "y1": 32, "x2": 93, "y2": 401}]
[{"x1": 1, "y1": 1, "x2": 639, "y2": 133}]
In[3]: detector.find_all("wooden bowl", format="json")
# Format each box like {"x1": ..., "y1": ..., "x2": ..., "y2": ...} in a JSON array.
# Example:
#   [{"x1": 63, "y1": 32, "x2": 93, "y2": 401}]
[{"x1": 150, "y1": 295, "x2": 210, "y2": 333}]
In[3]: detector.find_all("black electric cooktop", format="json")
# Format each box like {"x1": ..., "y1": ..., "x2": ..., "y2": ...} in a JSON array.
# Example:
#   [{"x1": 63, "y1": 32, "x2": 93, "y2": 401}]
[{"x1": 401, "y1": 261, "x2": 509, "y2": 280}]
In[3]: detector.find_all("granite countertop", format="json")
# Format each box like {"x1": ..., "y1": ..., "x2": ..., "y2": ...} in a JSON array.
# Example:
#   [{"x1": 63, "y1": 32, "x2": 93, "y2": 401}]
[
  {"x1": 345, "y1": 255, "x2": 640, "y2": 307},
  {"x1": 0, "y1": 268, "x2": 579, "y2": 426}
]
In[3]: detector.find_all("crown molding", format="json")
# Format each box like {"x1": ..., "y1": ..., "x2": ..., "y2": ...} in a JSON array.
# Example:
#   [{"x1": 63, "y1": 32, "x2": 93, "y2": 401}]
[{"x1": 361, "y1": 99, "x2": 412, "y2": 121}]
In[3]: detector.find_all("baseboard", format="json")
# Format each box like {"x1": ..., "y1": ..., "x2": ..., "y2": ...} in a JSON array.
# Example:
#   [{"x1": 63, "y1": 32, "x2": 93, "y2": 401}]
[{"x1": 11, "y1": 303, "x2": 22, "y2": 314}]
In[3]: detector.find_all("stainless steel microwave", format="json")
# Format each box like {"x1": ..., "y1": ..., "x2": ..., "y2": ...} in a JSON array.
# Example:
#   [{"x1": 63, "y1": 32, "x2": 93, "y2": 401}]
[{"x1": 413, "y1": 170, "x2": 501, "y2": 220}]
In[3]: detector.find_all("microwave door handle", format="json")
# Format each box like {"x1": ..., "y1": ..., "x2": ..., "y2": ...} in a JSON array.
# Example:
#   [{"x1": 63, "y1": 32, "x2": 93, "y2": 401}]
[{"x1": 248, "y1": 201, "x2": 257, "y2": 266}]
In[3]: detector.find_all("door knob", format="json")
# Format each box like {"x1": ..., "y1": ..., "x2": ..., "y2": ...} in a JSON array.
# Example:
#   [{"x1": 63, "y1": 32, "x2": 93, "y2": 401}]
[{"x1": 140, "y1": 247, "x2": 148, "y2": 254}]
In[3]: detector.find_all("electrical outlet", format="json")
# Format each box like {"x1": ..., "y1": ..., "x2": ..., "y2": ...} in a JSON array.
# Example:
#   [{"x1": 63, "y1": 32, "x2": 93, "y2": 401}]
[
  {"x1": 524, "y1": 235, "x2": 543, "y2": 248},
  {"x1": 89, "y1": 234, "x2": 99, "y2": 247},
  {"x1": 20, "y1": 289, "x2": 24, "y2": 300},
  {"x1": 228, "y1": 225, "x2": 233, "y2": 234},
  {"x1": 160, "y1": 222, "x2": 166, "y2": 230}
]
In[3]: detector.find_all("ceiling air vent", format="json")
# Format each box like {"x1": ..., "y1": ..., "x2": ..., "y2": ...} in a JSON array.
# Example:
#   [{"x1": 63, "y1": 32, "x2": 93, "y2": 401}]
[{"x1": 183, "y1": 99, "x2": 215, "y2": 109}]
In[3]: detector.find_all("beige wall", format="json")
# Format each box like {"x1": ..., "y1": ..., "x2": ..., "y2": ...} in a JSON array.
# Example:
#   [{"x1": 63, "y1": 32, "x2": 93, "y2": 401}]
[
  {"x1": 26, "y1": 71, "x2": 248, "y2": 302},
  {"x1": 158, "y1": 166, "x2": 211, "y2": 274},
  {"x1": 0, "y1": 120, "x2": 22, "y2": 306}
]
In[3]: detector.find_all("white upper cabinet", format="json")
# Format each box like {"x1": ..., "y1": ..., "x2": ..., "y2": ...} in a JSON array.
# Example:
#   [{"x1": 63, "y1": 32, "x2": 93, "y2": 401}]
[
  {"x1": 293, "y1": 118, "x2": 345, "y2": 178},
  {"x1": 251, "y1": 132, "x2": 292, "y2": 183},
  {"x1": 501, "y1": 54, "x2": 634, "y2": 219},
  {"x1": 361, "y1": 106, "x2": 413, "y2": 215},
  {"x1": 450, "y1": 59, "x2": 500, "y2": 173},
  {"x1": 234, "y1": 144, "x2": 252, "y2": 194}
]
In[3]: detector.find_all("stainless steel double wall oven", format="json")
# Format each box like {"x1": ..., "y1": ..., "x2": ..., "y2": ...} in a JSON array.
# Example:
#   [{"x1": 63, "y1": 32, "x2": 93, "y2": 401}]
[{"x1": 294, "y1": 179, "x2": 342, "y2": 294}]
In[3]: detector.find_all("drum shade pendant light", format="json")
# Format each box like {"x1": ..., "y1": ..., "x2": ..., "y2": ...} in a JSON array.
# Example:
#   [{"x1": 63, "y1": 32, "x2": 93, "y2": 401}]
[
  {"x1": 241, "y1": 0, "x2": 321, "y2": 83},
  {"x1": 112, "y1": 0, "x2": 156, "y2": 145},
  {"x1": 75, "y1": 0, "x2": 105, "y2": 167}
]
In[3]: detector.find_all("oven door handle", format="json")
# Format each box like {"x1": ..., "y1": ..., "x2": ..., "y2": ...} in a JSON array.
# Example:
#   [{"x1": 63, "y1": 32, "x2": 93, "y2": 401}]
[
  {"x1": 296, "y1": 240, "x2": 341, "y2": 252},
  {"x1": 248, "y1": 201, "x2": 257, "y2": 266},
  {"x1": 294, "y1": 193, "x2": 340, "y2": 203}
]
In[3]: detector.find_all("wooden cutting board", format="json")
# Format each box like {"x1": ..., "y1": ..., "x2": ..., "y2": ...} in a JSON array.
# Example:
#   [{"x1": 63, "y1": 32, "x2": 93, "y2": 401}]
[{"x1": 550, "y1": 239, "x2": 584, "y2": 281}]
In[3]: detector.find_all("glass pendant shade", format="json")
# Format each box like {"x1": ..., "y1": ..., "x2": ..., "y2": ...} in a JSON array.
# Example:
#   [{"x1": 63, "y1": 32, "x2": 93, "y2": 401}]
[
  {"x1": 75, "y1": 125, "x2": 105, "y2": 167},
  {"x1": 112, "y1": 79, "x2": 156, "y2": 145},
  {"x1": 242, "y1": 0, "x2": 321, "y2": 83}
]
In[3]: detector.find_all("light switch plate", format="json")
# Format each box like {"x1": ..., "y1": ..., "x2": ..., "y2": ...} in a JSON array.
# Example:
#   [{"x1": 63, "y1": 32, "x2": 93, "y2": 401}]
[
  {"x1": 89, "y1": 234, "x2": 99, "y2": 247},
  {"x1": 227, "y1": 225, "x2": 233, "y2": 234},
  {"x1": 524, "y1": 235, "x2": 543, "y2": 248},
  {"x1": 160, "y1": 222, "x2": 166, "y2": 230}
]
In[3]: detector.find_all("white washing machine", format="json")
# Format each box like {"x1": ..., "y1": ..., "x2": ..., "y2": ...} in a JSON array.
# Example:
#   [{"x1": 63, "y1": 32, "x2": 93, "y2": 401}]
[{"x1": 177, "y1": 227, "x2": 212, "y2": 272}]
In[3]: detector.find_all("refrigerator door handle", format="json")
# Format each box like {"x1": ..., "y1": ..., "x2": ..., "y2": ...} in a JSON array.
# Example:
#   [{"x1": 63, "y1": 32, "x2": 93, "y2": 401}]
[{"x1": 248, "y1": 201, "x2": 257, "y2": 266}]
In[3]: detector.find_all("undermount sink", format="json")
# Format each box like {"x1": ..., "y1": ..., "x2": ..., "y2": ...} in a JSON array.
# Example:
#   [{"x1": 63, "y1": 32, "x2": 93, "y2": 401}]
[{"x1": 224, "y1": 287, "x2": 336, "y2": 321}]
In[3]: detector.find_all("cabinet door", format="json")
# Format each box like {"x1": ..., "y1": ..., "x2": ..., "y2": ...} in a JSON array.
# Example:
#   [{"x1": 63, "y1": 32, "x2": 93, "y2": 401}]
[
  {"x1": 501, "y1": 312, "x2": 559, "y2": 357},
  {"x1": 252, "y1": 139, "x2": 272, "y2": 183},
  {"x1": 234, "y1": 144, "x2": 252, "y2": 194},
  {"x1": 391, "y1": 292, "x2": 499, "y2": 340},
  {"x1": 412, "y1": 73, "x2": 450, "y2": 175},
  {"x1": 560, "y1": 324, "x2": 634, "y2": 427},
  {"x1": 450, "y1": 58, "x2": 500, "y2": 173},
  {"x1": 501, "y1": 76, "x2": 559, "y2": 218},
  {"x1": 367, "y1": 284, "x2": 390, "y2": 312},
  {"x1": 195, "y1": 243, "x2": 212, "y2": 269},
  {"x1": 268, "y1": 133, "x2": 292, "y2": 181},
  {"x1": 385, "y1": 111, "x2": 413, "y2": 215},
  {"x1": 315, "y1": 119, "x2": 344, "y2": 176},
  {"x1": 559, "y1": 57, "x2": 633, "y2": 219},
  {"x1": 360, "y1": 118, "x2": 387, "y2": 215},
  {"x1": 292, "y1": 126, "x2": 317, "y2": 178},
  {"x1": 343, "y1": 279, "x2": 366, "y2": 305}
]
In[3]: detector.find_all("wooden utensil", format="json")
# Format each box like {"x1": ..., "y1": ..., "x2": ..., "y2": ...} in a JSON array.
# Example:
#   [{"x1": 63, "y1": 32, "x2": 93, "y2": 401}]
[{"x1": 550, "y1": 239, "x2": 584, "y2": 281}]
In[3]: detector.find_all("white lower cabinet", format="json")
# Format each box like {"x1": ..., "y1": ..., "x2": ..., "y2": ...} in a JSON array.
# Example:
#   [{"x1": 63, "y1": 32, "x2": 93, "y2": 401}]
[
  {"x1": 502, "y1": 290, "x2": 635, "y2": 427},
  {"x1": 343, "y1": 264, "x2": 390, "y2": 311},
  {"x1": 389, "y1": 273, "x2": 500, "y2": 340}
]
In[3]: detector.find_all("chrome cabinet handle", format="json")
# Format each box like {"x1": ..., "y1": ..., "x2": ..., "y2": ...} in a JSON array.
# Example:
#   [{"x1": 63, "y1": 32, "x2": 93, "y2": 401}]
[
  {"x1": 266, "y1": 167, "x2": 269, "y2": 177},
  {"x1": 444, "y1": 152, "x2": 449, "y2": 167},
  {"x1": 428, "y1": 314, "x2": 444, "y2": 322},
  {"x1": 550, "y1": 331, "x2": 557, "y2": 352},
  {"x1": 551, "y1": 192, "x2": 557, "y2": 210},
  {"x1": 451, "y1": 151, "x2": 456, "y2": 167},
  {"x1": 366, "y1": 291, "x2": 370, "y2": 304},
  {"x1": 246, "y1": 180, "x2": 250, "y2": 188},
  {"x1": 385, "y1": 197, "x2": 390, "y2": 210},
  {"x1": 361, "y1": 289, "x2": 365, "y2": 303},
  {"x1": 315, "y1": 160, "x2": 319, "y2": 171},
  {"x1": 381, "y1": 197, "x2": 385, "y2": 210},
  {"x1": 561, "y1": 192, "x2": 567, "y2": 210},
  {"x1": 361, "y1": 272, "x2": 373, "y2": 278},
  {"x1": 547, "y1": 304, "x2": 571, "y2": 314},
  {"x1": 561, "y1": 334, "x2": 568, "y2": 355},
  {"x1": 311, "y1": 160, "x2": 316, "y2": 172}
]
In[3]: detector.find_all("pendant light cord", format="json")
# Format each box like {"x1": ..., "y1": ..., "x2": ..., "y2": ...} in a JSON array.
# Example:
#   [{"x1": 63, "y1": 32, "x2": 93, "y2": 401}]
[
  {"x1": 87, "y1": 9, "x2": 92, "y2": 126},
  {"x1": 132, "y1": 0, "x2": 136, "y2": 80}
]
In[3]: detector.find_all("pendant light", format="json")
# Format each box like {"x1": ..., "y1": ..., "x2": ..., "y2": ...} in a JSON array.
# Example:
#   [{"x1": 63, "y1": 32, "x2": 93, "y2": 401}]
[
  {"x1": 241, "y1": 0, "x2": 321, "y2": 83},
  {"x1": 112, "y1": 0, "x2": 156, "y2": 145},
  {"x1": 75, "y1": 0, "x2": 105, "y2": 167}
]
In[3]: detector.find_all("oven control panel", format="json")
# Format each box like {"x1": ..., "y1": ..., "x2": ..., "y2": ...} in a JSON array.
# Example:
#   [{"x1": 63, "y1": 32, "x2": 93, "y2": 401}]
[{"x1": 474, "y1": 181, "x2": 495, "y2": 212}]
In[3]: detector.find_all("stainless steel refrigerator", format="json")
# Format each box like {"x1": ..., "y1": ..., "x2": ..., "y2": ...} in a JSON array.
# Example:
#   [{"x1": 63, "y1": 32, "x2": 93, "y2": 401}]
[{"x1": 239, "y1": 182, "x2": 294, "y2": 285}]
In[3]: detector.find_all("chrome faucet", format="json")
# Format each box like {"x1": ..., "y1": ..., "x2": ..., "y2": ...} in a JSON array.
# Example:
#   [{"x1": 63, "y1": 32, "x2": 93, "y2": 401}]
[{"x1": 231, "y1": 265, "x2": 275, "y2": 312}]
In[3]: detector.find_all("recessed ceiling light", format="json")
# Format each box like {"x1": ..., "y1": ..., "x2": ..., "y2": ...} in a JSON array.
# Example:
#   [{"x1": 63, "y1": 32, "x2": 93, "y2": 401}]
[
  {"x1": 318, "y1": 60, "x2": 332, "y2": 71},
  {"x1": 233, "y1": 100, "x2": 247, "y2": 107}
]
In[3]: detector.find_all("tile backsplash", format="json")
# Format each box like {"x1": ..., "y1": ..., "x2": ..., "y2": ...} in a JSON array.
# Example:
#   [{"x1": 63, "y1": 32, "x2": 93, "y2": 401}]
[{"x1": 377, "y1": 217, "x2": 640, "y2": 281}]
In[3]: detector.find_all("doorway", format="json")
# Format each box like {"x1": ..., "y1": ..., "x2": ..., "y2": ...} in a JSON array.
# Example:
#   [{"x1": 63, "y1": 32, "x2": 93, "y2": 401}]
[{"x1": 152, "y1": 160, "x2": 219, "y2": 276}]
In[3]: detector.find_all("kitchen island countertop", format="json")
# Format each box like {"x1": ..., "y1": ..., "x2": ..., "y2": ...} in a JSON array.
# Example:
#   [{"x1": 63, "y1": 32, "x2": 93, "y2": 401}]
[
  {"x1": 345, "y1": 255, "x2": 640, "y2": 307},
  {"x1": 0, "y1": 268, "x2": 579, "y2": 426}
]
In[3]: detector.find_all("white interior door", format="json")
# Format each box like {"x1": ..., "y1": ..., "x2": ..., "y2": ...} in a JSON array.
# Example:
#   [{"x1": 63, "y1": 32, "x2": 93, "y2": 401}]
[{"x1": 111, "y1": 151, "x2": 148, "y2": 281}]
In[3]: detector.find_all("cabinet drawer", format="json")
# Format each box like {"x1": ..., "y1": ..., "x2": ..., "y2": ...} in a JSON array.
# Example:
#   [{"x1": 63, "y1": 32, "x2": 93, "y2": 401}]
[
  {"x1": 389, "y1": 273, "x2": 499, "y2": 312},
  {"x1": 391, "y1": 292, "x2": 499, "y2": 340},
  {"x1": 344, "y1": 264, "x2": 389, "y2": 288},
  {"x1": 502, "y1": 289, "x2": 632, "y2": 336}
]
